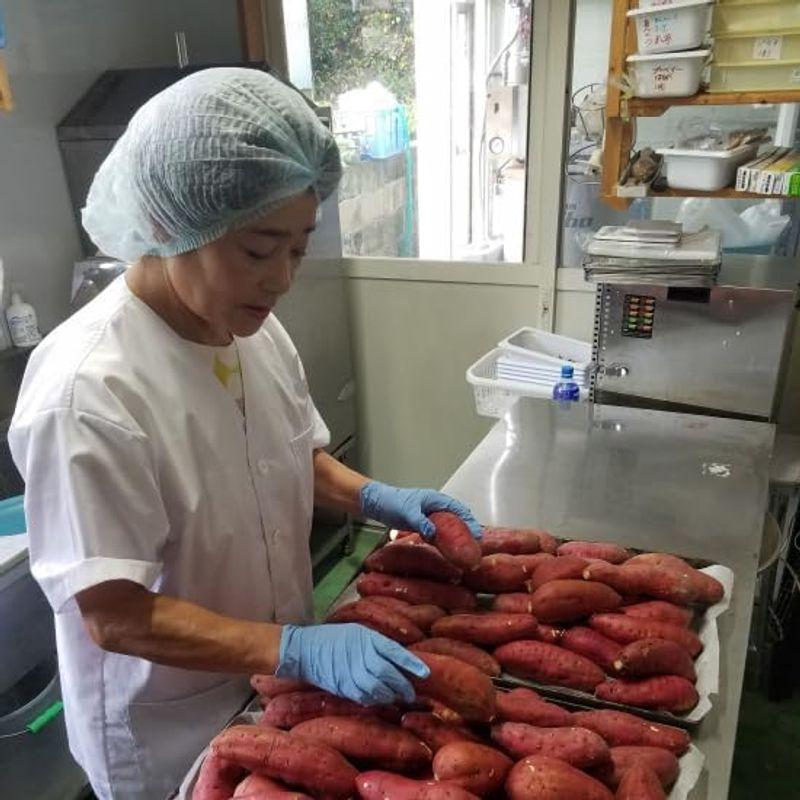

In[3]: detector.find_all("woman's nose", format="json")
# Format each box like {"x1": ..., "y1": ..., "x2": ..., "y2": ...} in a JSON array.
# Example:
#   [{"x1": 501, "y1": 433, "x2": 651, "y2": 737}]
[{"x1": 264, "y1": 252, "x2": 294, "y2": 295}]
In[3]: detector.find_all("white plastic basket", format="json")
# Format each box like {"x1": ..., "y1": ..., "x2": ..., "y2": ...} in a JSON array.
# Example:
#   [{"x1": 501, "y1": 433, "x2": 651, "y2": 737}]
[
  {"x1": 627, "y1": 49, "x2": 710, "y2": 97},
  {"x1": 497, "y1": 327, "x2": 593, "y2": 370},
  {"x1": 656, "y1": 143, "x2": 759, "y2": 190},
  {"x1": 628, "y1": 0, "x2": 714, "y2": 55}
]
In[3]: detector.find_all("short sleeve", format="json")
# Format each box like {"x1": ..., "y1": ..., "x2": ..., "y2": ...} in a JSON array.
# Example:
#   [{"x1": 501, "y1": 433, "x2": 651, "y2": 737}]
[
  {"x1": 8, "y1": 408, "x2": 170, "y2": 612},
  {"x1": 311, "y1": 401, "x2": 330, "y2": 450}
]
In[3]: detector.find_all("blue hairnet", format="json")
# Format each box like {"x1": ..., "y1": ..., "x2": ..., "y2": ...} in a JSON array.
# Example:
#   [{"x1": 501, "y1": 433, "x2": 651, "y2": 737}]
[{"x1": 82, "y1": 68, "x2": 342, "y2": 262}]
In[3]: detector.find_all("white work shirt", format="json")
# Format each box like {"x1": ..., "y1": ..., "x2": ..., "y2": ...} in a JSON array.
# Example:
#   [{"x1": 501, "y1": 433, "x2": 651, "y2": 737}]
[{"x1": 9, "y1": 276, "x2": 329, "y2": 799}]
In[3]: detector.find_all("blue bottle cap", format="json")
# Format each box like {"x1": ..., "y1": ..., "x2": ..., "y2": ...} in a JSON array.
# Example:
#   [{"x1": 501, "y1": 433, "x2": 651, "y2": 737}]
[{"x1": 561, "y1": 364, "x2": 574, "y2": 379}]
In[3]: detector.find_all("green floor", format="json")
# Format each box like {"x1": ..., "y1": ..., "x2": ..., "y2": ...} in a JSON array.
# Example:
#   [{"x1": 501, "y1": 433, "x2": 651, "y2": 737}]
[{"x1": 314, "y1": 529, "x2": 800, "y2": 798}]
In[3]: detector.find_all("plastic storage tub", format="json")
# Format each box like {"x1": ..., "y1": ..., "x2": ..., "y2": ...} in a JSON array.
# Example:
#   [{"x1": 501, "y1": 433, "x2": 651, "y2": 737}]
[
  {"x1": 713, "y1": 31, "x2": 800, "y2": 64},
  {"x1": 713, "y1": 2, "x2": 800, "y2": 35},
  {"x1": 628, "y1": 0, "x2": 714, "y2": 54},
  {"x1": 656, "y1": 144, "x2": 759, "y2": 190},
  {"x1": 709, "y1": 59, "x2": 800, "y2": 91},
  {"x1": 497, "y1": 327, "x2": 592, "y2": 370},
  {"x1": 626, "y1": 50, "x2": 710, "y2": 97}
]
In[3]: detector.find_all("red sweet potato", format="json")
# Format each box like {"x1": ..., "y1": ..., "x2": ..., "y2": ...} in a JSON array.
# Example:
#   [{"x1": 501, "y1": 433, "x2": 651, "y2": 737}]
[
  {"x1": 480, "y1": 527, "x2": 543, "y2": 555},
  {"x1": 491, "y1": 592, "x2": 535, "y2": 614},
  {"x1": 400, "y1": 712, "x2": 482, "y2": 752},
  {"x1": 261, "y1": 691, "x2": 399, "y2": 729},
  {"x1": 432, "y1": 741, "x2": 513, "y2": 796},
  {"x1": 233, "y1": 774, "x2": 312, "y2": 800},
  {"x1": 628, "y1": 553, "x2": 724, "y2": 605},
  {"x1": 530, "y1": 580, "x2": 622, "y2": 623},
  {"x1": 491, "y1": 722, "x2": 610, "y2": 768},
  {"x1": 589, "y1": 613, "x2": 702, "y2": 657},
  {"x1": 364, "y1": 539, "x2": 463, "y2": 583},
  {"x1": 355, "y1": 770, "x2": 479, "y2": 800},
  {"x1": 621, "y1": 600, "x2": 693, "y2": 627},
  {"x1": 494, "y1": 640, "x2": 606, "y2": 692},
  {"x1": 613, "y1": 638, "x2": 697, "y2": 682},
  {"x1": 512, "y1": 552, "x2": 556, "y2": 573},
  {"x1": 506, "y1": 755, "x2": 614, "y2": 800},
  {"x1": 570, "y1": 710, "x2": 690, "y2": 756},
  {"x1": 557, "y1": 541, "x2": 631, "y2": 564},
  {"x1": 595, "y1": 676, "x2": 699, "y2": 713},
  {"x1": 537, "y1": 624, "x2": 566, "y2": 644},
  {"x1": 250, "y1": 675, "x2": 311, "y2": 699},
  {"x1": 495, "y1": 688, "x2": 573, "y2": 727},
  {"x1": 527, "y1": 555, "x2": 589, "y2": 591},
  {"x1": 615, "y1": 762, "x2": 667, "y2": 800},
  {"x1": 192, "y1": 755, "x2": 246, "y2": 800},
  {"x1": 560, "y1": 626, "x2": 623, "y2": 672},
  {"x1": 411, "y1": 637, "x2": 501, "y2": 677},
  {"x1": 365, "y1": 596, "x2": 446, "y2": 632},
  {"x1": 357, "y1": 572, "x2": 477, "y2": 610},
  {"x1": 410, "y1": 652, "x2": 496, "y2": 723},
  {"x1": 428, "y1": 512, "x2": 482, "y2": 570},
  {"x1": 210, "y1": 725, "x2": 357, "y2": 800},
  {"x1": 327, "y1": 599, "x2": 424, "y2": 644},
  {"x1": 431, "y1": 612, "x2": 539, "y2": 646},
  {"x1": 596, "y1": 746, "x2": 680, "y2": 789},
  {"x1": 462, "y1": 554, "x2": 530, "y2": 593}
]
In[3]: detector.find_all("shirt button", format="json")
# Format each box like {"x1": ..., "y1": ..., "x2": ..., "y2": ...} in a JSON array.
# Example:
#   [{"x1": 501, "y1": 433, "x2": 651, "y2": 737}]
[{"x1": 257, "y1": 458, "x2": 269, "y2": 475}]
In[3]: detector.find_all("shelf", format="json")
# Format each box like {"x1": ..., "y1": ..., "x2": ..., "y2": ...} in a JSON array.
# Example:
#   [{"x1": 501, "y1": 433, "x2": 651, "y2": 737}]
[
  {"x1": 602, "y1": 185, "x2": 798, "y2": 209},
  {"x1": 624, "y1": 89, "x2": 800, "y2": 119}
]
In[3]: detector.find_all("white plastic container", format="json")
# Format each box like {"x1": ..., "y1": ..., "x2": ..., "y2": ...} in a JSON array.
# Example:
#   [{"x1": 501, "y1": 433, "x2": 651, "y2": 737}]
[
  {"x1": 656, "y1": 144, "x2": 759, "y2": 190},
  {"x1": 628, "y1": 0, "x2": 714, "y2": 54},
  {"x1": 497, "y1": 327, "x2": 592, "y2": 370},
  {"x1": 626, "y1": 49, "x2": 710, "y2": 97}
]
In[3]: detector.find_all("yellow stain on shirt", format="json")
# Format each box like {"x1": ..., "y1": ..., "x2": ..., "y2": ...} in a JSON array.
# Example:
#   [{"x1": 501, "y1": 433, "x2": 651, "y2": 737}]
[{"x1": 213, "y1": 354, "x2": 240, "y2": 388}]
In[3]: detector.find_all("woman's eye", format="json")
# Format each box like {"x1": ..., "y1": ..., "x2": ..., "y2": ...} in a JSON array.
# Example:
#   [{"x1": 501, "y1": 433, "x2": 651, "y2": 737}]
[{"x1": 245, "y1": 247, "x2": 272, "y2": 260}]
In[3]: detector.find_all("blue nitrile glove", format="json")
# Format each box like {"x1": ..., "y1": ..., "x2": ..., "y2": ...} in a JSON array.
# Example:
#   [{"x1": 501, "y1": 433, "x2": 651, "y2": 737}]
[
  {"x1": 276, "y1": 623, "x2": 430, "y2": 705},
  {"x1": 359, "y1": 480, "x2": 482, "y2": 540}
]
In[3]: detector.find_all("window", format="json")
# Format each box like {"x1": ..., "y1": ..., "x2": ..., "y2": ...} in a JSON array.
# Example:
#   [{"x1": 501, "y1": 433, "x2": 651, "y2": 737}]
[{"x1": 283, "y1": 0, "x2": 534, "y2": 262}]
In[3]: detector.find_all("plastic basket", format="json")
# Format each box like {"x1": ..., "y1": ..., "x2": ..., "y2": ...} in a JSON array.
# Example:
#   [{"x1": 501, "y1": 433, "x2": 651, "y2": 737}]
[{"x1": 498, "y1": 327, "x2": 593, "y2": 370}]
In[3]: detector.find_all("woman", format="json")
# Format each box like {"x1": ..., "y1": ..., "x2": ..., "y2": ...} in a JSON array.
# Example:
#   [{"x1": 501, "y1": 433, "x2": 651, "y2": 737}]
[{"x1": 9, "y1": 68, "x2": 480, "y2": 799}]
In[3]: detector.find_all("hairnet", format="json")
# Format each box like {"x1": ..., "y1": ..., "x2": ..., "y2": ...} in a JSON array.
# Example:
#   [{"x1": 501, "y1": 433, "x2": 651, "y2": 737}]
[{"x1": 82, "y1": 67, "x2": 342, "y2": 262}]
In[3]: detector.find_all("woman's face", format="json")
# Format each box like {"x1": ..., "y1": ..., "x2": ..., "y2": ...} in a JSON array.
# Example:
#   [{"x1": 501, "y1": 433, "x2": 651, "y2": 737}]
[{"x1": 165, "y1": 191, "x2": 319, "y2": 341}]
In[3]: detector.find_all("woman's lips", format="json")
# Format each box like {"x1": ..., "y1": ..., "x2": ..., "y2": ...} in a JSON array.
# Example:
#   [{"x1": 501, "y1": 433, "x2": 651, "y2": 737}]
[{"x1": 242, "y1": 304, "x2": 271, "y2": 320}]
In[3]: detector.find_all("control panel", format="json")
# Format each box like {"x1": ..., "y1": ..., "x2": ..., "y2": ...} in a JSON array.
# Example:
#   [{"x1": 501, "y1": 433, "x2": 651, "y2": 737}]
[{"x1": 621, "y1": 294, "x2": 655, "y2": 339}]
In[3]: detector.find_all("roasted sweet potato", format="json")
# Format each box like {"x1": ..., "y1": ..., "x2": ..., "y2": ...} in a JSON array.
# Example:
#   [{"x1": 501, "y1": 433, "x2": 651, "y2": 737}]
[
  {"x1": 557, "y1": 541, "x2": 631, "y2": 564},
  {"x1": 428, "y1": 512, "x2": 482, "y2": 570},
  {"x1": 595, "y1": 676, "x2": 699, "y2": 713},
  {"x1": 560, "y1": 626, "x2": 623, "y2": 672},
  {"x1": 364, "y1": 539, "x2": 463, "y2": 583},
  {"x1": 261, "y1": 691, "x2": 399, "y2": 729},
  {"x1": 527, "y1": 555, "x2": 589, "y2": 591},
  {"x1": 491, "y1": 592, "x2": 535, "y2": 614},
  {"x1": 570, "y1": 710, "x2": 690, "y2": 755},
  {"x1": 613, "y1": 638, "x2": 697, "y2": 682},
  {"x1": 506, "y1": 755, "x2": 614, "y2": 800},
  {"x1": 589, "y1": 613, "x2": 702, "y2": 658},
  {"x1": 210, "y1": 725, "x2": 357, "y2": 800},
  {"x1": 432, "y1": 741, "x2": 513, "y2": 796},
  {"x1": 355, "y1": 770, "x2": 479, "y2": 800},
  {"x1": 530, "y1": 580, "x2": 622, "y2": 623},
  {"x1": 494, "y1": 640, "x2": 606, "y2": 692},
  {"x1": 192, "y1": 755, "x2": 246, "y2": 800},
  {"x1": 596, "y1": 746, "x2": 680, "y2": 789},
  {"x1": 462, "y1": 554, "x2": 530, "y2": 593},
  {"x1": 411, "y1": 637, "x2": 501, "y2": 677},
  {"x1": 431, "y1": 612, "x2": 539, "y2": 646},
  {"x1": 480, "y1": 527, "x2": 543, "y2": 555},
  {"x1": 495, "y1": 688, "x2": 573, "y2": 727},
  {"x1": 232, "y1": 774, "x2": 312, "y2": 800},
  {"x1": 615, "y1": 762, "x2": 667, "y2": 800},
  {"x1": 327, "y1": 599, "x2": 424, "y2": 644},
  {"x1": 400, "y1": 712, "x2": 482, "y2": 752},
  {"x1": 410, "y1": 652, "x2": 496, "y2": 723},
  {"x1": 250, "y1": 675, "x2": 311, "y2": 699},
  {"x1": 365, "y1": 596, "x2": 446, "y2": 632},
  {"x1": 491, "y1": 722, "x2": 610, "y2": 769},
  {"x1": 357, "y1": 572, "x2": 477, "y2": 610},
  {"x1": 620, "y1": 600, "x2": 693, "y2": 627}
]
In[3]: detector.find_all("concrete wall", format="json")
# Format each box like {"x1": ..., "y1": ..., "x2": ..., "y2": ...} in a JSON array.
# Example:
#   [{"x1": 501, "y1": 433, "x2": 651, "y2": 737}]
[{"x1": 0, "y1": 0, "x2": 240, "y2": 333}]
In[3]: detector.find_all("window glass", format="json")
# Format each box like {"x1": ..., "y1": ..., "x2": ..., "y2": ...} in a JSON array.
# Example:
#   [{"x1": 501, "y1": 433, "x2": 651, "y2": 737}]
[{"x1": 284, "y1": 0, "x2": 534, "y2": 261}]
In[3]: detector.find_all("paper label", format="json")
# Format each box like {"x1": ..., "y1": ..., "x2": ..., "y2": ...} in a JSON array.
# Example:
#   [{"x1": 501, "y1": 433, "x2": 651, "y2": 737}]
[
  {"x1": 791, "y1": 67, "x2": 800, "y2": 84},
  {"x1": 753, "y1": 35, "x2": 783, "y2": 61}
]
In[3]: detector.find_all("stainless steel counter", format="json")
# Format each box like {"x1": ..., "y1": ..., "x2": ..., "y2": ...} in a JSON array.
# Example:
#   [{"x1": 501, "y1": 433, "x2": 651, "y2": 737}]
[{"x1": 442, "y1": 398, "x2": 774, "y2": 799}]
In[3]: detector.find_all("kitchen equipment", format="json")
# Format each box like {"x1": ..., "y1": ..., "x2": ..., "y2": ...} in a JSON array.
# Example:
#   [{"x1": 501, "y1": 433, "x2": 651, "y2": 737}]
[
  {"x1": 626, "y1": 49, "x2": 710, "y2": 98},
  {"x1": 627, "y1": 0, "x2": 714, "y2": 55},
  {"x1": 656, "y1": 143, "x2": 759, "y2": 190}
]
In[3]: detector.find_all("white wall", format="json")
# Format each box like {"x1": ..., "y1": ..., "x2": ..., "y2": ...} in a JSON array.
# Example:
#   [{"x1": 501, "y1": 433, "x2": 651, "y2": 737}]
[{"x1": 0, "y1": 0, "x2": 240, "y2": 333}]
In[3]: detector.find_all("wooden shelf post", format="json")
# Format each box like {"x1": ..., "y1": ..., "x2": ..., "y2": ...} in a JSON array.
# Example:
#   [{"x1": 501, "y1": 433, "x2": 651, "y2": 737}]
[{"x1": 0, "y1": 53, "x2": 13, "y2": 111}]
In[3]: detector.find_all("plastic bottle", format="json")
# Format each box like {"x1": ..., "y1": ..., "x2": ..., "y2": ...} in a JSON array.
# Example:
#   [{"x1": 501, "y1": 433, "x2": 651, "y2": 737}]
[
  {"x1": 0, "y1": 260, "x2": 12, "y2": 351},
  {"x1": 552, "y1": 364, "x2": 580, "y2": 402},
  {"x1": 6, "y1": 289, "x2": 42, "y2": 347}
]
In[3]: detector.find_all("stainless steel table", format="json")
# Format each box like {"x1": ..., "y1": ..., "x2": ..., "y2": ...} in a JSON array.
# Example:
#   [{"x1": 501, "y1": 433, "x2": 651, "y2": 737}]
[{"x1": 442, "y1": 398, "x2": 774, "y2": 799}]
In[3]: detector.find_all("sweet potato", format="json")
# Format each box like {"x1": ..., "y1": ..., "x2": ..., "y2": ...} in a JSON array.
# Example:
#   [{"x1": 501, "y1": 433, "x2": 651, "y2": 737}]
[
  {"x1": 557, "y1": 541, "x2": 631, "y2": 564},
  {"x1": 355, "y1": 770, "x2": 479, "y2": 800},
  {"x1": 192, "y1": 755, "x2": 246, "y2": 800},
  {"x1": 233, "y1": 774, "x2": 312, "y2": 800},
  {"x1": 400, "y1": 712, "x2": 482, "y2": 752},
  {"x1": 560, "y1": 626, "x2": 622, "y2": 672},
  {"x1": 596, "y1": 746, "x2": 680, "y2": 789},
  {"x1": 291, "y1": 715, "x2": 431, "y2": 773},
  {"x1": 613, "y1": 638, "x2": 697, "y2": 682},
  {"x1": 210, "y1": 725, "x2": 357, "y2": 800},
  {"x1": 432, "y1": 741, "x2": 513, "y2": 796},
  {"x1": 506, "y1": 755, "x2": 614, "y2": 800},
  {"x1": 492, "y1": 722, "x2": 610, "y2": 768},
  {"x1": 357, "y1": 572, "x2": 477, "y2": 610},
  {"x1": 495, "y1": 688, "x2": 573, "y2": 727},
  {"x1": 615, "y1": 762, "x2": 667, "y2": 800},
  {"x1": 527, "y1": 555, "x2": 589, "y2": 591},
  {"x1": 327, "y1": 599, "x2": 424, "y2": 644},
  {"x1": 428, "y1": 512, "x2": 482, "y2": 570},
  {"x1": 491, "y1": 592, "x2": 535, "y2": 614},
  {"x1": 584, "y1": 562, "x2": 708, "y2": 607},
  {"x1": 530, "y1": 580, "x2": 622, "y2": 623},
  {"x1": 364, "y1": 539, "x2": 463, "y2": 583},
  {"x1": 261, "y1": 691, "x2": 399, "y2": 729},
  {"x1": 462, "y1": 554, "x2": 530, "y2": 593},
  {"x1": 512, "y1": 552, "x2": 556, "y2": 573},
  {"x1": 250, "y1": 675, "x2": 311, "y2": 699},
  {"x1": 625, "y1": 554, "x2": 724, "y2": 605},
  {"x1": 537, "y1": 624, "x2": 565, "y2": 644},
  {"x1": 494, "y1": 640, "x2": 606, "y2": 692},
  {"x1": 570, "y1": 710, "x2": 690, "y2": 756},
  {"x1": 595, "y1": 676, "x2": 699, "y2": 713},
  {"x1": 480, "y1": 527, "x2": 543, "y2": 555},
  {"x1": 366, "y1": 596, "x2": 447, "y2": 631},
  {"x1": 589, "y1": 613, "x2": 702, "y2": 657},
  {"x1": 410, "y1": 652, "x2": 496, "y2": 723},
  {"x1": 431, "y1": 612, "x2": 539, "y2": 646},
  {"x1": 411, "y1": 637, "x2": 501, "y2": 677},
  {"x1": 620, "y1": 600, "x2": 693, "y2": 627}
]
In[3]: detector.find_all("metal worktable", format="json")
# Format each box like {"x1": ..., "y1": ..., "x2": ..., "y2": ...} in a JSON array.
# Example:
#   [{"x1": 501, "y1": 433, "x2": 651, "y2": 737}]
[{"x1": 442, "y1": 398, "x2": 774, "y2": 799}]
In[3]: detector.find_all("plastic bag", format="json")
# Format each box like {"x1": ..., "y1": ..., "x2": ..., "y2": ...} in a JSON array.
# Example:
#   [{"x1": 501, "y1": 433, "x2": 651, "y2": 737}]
[{"x1": 675, "y1": 198, "x2": 789, "y2": 249}]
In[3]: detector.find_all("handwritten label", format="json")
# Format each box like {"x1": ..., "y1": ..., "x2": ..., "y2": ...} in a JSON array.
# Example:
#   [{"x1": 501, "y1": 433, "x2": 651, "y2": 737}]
[
  {"x1": 753, "y1": 35, "x2": 783, "y2": 61},
  {"x1": 792, "y1": 67, "x2": 800, "y2": 84},
  {"x1": 641, "y1": 12, "x2": 679, "y2": 51}
]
